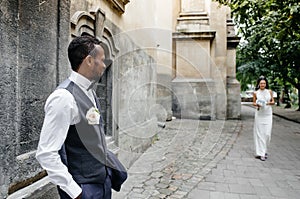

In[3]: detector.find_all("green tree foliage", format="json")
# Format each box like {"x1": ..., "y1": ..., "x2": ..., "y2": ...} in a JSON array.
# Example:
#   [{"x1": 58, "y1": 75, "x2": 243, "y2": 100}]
[{"x1": 216, "y1": 0, "x2": 300, "y2": 109}]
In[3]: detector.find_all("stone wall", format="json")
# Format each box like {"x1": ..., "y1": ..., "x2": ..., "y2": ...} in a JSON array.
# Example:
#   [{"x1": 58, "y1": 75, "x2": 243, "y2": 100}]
[
  {"x1": 0, "y1": 1, "x2": 19, "y2": 197},
  {"x1": 0, "y1": 1, "x2": 70, "y2": 198},
  {"x1": 104, "y1": 21, "x2": 159, "y2": 168}
]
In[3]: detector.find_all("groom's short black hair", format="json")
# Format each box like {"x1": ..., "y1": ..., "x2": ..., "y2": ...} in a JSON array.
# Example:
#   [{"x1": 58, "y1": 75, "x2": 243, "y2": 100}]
[{"x1": 68, "y1": 35, "x2": 102, "y2": 71}]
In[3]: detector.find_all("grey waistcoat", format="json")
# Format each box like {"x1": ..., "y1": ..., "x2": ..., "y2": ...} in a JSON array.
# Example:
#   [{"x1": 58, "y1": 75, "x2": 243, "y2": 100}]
[{"x1": 58, "y1": 79, "x2": 108, "y2": 184}]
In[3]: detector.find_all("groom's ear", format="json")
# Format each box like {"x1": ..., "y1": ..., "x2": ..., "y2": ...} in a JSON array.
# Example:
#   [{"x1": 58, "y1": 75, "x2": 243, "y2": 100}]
[{"x1": 84, "y1": 55, "x2": 94, "y2": 66}]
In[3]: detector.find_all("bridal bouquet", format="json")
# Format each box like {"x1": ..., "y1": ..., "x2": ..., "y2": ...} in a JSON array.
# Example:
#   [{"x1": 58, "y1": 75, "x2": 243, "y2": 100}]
[{"x1": 256, "y1": 99, "x2": 266, "y2": 110}]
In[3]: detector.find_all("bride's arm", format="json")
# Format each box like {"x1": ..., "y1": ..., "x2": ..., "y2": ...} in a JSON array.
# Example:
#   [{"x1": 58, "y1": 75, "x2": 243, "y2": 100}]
[
  {"x1": 267, "y1": 90, "x2": 275, "y2": 105},
  {"x1": 253, "y1": 92, "x2": 260, "y2": 107}
]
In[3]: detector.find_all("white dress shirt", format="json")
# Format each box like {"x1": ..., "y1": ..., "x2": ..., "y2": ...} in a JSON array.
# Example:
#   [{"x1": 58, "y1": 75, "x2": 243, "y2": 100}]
[{"x1": 36, "y1": 71, "x2": 97, "y2": 198}]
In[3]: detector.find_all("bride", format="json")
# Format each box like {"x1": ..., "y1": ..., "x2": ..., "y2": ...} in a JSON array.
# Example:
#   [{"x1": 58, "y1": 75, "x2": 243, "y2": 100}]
[{"x1": 252, "y1": 76, "x2": 275, "y2": 161}]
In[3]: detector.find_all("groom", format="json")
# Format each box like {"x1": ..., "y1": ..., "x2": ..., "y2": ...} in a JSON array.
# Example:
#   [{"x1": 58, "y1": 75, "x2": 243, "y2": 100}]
[{"x1": 36, "y1": 35, "x2": 126, "y2": 199}]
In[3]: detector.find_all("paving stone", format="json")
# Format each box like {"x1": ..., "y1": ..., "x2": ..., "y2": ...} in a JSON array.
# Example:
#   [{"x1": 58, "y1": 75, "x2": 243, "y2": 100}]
[
  {"x1": 132, "y1": 187, "x2": 144, "y2": 193},
  {"x1": 215, "y1": 183, "x2": 229, "y2": 192},
  {"x1": 268, "y1": 187, "x2": 289, "y2": 198},
  {"x1": 167, "y1": 195, "x2": 184, "y2": 199},
  {"x1": 178, "y1": 183, "x2": 195, "y2": 192},
  {"x1": 155, "y1": 183, "x2": 169, "y2": 189},
  {"x1": 173, "y1": 190, "x2": 187, "y2": 197},
  {"x1": 157, "y1": 193, "x2": 167, "y2": 198},
  {"x1": 151, "y1": 171, "x2": 164, "y2": 178},
  {"x1": 223, "y1": 169, "x2": 236, "y2": 177},
  {"x1": 144, "y1": 189, "x2": 160, "y2": 196},
  {"x1": 210, "y1": 191, "x2": 225, "y2": 199},
  {"x1": 287, "y1": 180, "x2": 300, "y2": 189},
  {"x1": 228, "y1": 184, "x2": 256, "y2": 194},
  {"x1": 211, "y1": 168, "x2": 224, "y2": 176},
  {"x1": 248, "y1": 178, "x2": 264, "y2": 187},
  {"x1": 275, "y1": 180, "x2": 291, "y2": 188},
  {"x1": 239, "y1": 194, "x2": 259, "y2": 199},
  {"x1": 223, "y1": 192, "x2": 240, "y2": 199},
  {"x1": 187, "y1": 189, "x2": 210, "y2": 199},
  {"x1": 224, "y1": 177, "x2": 238, "y2": 184},
  {"x1": 253, "y1": 186, "x2": 271, "y2": 196},
  {"x1": 236, "y1": 177, "x2": 251, "y2": 185},
  {"x1": 127, "y1": 192, "x2": 145, "y2": 198},
  {"x1": 167, "y1": 185, "x2": 178, "y2": 192},
  {"x1": 144, "y1": 178, "x2": 160, "y2": 186},
  {"x1": 287, "y1": 189, "x2": 300, "y2": 199},
  {"x1": 197, "y1": 182, "x2": 215, "y2": 191},
  {"x1": 259, "y1": 196, "x2": 277, "y2": 199},
  {"x1": 159, "y1": 188, "x2": 173, "y2": 196},
  {"x1": 205, "y1": 175, "x2": 226, "y2": 183}
]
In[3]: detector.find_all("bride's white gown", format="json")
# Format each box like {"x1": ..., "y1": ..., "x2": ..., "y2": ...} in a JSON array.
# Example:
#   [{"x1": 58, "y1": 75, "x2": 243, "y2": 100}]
[{"x1": 253, "y1": 89, "x2": 273, "y2": 157}]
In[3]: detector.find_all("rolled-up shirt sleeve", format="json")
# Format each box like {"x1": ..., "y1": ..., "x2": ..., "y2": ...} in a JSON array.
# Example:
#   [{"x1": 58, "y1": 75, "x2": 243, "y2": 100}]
[{"x1": 36, "y1": 89, "x2": 81, "y2": 198}]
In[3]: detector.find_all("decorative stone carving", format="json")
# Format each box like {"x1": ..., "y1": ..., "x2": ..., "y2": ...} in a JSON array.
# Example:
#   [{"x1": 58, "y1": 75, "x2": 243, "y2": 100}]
[
  {"x1": 226, "y1": 18, "x2": 240, "y2": 49},
  {"x1": 70, "y1": 7, "x2": 119, "y2": 57},
  {"x1": 91, "y1": 7, "x2": 106, "y2": 38},
  {"x1": 104, "y1": 0, "x2": 130, "y2": 14},
  {"x1": 176, "y1": 12, "x2": 210, "y2": 32},
  {"x1": 71, "y1": 11, "x2": 96, "y2": 37}
]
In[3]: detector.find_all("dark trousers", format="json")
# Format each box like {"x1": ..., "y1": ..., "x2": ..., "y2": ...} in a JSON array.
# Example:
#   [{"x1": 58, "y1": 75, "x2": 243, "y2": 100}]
[{"x1": 58, "y1": 175, "x2": 112, "y2": 199}]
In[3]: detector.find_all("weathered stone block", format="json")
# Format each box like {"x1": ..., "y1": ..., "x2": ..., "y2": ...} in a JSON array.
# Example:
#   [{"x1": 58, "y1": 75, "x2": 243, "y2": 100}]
[
  {"x1": 227, "y1": 77, "x2": 241, "y2": 119},
  {"x1": 172, "y1": 78, "x2": 216, "y2": 120}
]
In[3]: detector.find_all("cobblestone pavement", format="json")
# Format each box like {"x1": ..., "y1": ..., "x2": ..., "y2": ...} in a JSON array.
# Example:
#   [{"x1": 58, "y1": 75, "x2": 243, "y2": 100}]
[
  {"x1": 113, "y1": 105, "x2": 300, "y2": 199},
  {"x1": 113, "y1": 116, "x2": 242, "y2": 198}
]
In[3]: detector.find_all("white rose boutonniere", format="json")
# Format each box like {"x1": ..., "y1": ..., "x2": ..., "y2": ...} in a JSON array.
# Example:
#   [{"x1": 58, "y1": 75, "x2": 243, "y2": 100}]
[{"x1": 86, "y1": 107, "x2": 100, "y2": 125}]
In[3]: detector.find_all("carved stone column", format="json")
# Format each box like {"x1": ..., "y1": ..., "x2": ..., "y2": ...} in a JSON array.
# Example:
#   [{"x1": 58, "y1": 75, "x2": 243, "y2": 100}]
[
  {"x1": 172, "y1": 0, "x2": 217, "y2": 120},
  {"x1": 176, "y1": 0, "x2": 209, "y2": 32},
  {"x1": 226, "y1": 14, "x2": 241, "y2": 119}
]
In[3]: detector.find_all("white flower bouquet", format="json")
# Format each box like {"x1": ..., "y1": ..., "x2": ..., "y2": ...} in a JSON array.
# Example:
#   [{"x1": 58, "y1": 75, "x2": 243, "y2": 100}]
[{"x1": 256, "y1": 99, "x2": 267, "y2": 110}]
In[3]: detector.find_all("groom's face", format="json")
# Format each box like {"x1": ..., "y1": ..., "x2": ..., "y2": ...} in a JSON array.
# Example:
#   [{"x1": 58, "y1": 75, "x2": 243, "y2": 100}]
[{"x1": 90, "y1": 45, "x2": 106, "y2": 81}]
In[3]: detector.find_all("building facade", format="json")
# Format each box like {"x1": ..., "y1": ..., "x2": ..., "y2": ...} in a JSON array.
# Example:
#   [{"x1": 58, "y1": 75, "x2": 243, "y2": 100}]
[{"x1": 0, "y1": 0, "x2": 240, "y2": 198}]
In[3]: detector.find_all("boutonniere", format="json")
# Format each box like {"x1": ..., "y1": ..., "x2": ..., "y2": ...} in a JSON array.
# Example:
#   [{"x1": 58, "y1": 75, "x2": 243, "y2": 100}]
[{"x1": 86, "y1": 107, "x2": 100, "y2": 125}]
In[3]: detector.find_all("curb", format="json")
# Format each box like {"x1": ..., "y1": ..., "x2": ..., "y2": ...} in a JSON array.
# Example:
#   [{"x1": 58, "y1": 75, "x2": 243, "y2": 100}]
[
  {"x1": 272, "y1": 113, "x2": 300, "y2": 124},
  {"x1": 7, "y1": 177, "x2": 57, "y2": 199},
  {"x1": 242, "y1": 103, "x2": 300, "y2": 124}
]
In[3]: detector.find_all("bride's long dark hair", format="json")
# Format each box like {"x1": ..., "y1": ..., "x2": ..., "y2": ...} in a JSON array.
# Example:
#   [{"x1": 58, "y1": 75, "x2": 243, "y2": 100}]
[{"x1": 255, "y1": 76, "x2": 269, "y2": 91}]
